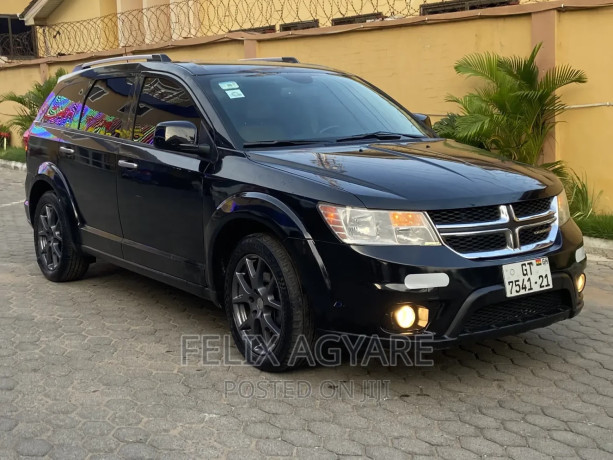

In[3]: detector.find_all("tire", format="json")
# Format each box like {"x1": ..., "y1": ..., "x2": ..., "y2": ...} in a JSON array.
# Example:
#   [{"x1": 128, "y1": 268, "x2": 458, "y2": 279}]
[
  {"x1": 224, "y1": 233, "x2": 314, "y2": 372},
  {"x1": 33, "y1": 191, "x2": 90, "y2": 282}
]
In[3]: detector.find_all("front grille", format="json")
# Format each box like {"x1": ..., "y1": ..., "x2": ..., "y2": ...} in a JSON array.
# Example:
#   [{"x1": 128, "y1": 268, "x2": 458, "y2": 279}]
[
  {"x1": 512, "y1": 198, "x2": 553, "y2": 218},
  {"x1": 444, "y1": 232, "x2": 507, "y2": 254},
  {"x1": 428, "y1": 196, "x2": 557, "y2": 258},
  {"x1": 460, "y1": 291, "x2": 570, "y2": 334},
  {"x1": 519, "y1": 224, "x2": 552, "y2": 246},
  {"x1": 428, "y1": 206, "x2": 500, "y2": 226}
]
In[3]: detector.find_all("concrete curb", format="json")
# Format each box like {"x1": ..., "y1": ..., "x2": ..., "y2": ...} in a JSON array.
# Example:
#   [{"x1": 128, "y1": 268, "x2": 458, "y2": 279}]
[
  {"x1": 584, "y1": 236, "x2": 613, "y2": 260},
  {"x1": 0, "y1": 159, "x2": 26, "y2": 171}
]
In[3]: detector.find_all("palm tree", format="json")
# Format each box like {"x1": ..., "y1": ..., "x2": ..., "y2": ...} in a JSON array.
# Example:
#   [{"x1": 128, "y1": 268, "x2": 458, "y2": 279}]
[
  {"x1": 0, "y1": 68, "x2": 67, "y2": 135},
  {"x1": 434, "y1": 44, "x2": 587, "y2": 166}
]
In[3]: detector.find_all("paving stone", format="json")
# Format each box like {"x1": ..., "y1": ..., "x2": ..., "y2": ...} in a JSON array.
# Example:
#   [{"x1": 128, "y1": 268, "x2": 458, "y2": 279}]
[
  {"x1": 15, "y1": 438, "x2": 52, "y2": 456},
  {"x1": 256, "y1": 439, "x2": 295, "y2": 456},
  {"x1": 0, "y1": 167, "x2": 612, "y2": 458},
  {"x1": 117, "y1": 442, "x2": 159, "y2": 459}
]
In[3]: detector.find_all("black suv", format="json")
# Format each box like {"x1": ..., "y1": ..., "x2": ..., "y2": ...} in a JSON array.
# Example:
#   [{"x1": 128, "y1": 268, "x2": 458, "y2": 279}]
[{"x1": 24, "y1": 54, "x2": 586, "y2": 370}]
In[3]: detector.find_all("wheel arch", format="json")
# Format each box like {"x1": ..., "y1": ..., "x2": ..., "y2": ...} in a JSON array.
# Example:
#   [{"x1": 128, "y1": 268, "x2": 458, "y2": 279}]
[
  {"x1": 28, "y1": 162, "x2": 81, "y2": 227},
  {"x1": 205, "y1": 192, "x2": 331, "y2": 307}
]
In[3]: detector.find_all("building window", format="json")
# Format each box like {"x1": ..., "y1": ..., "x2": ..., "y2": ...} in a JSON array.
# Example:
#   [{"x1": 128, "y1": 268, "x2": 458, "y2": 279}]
[
  {"x1": 0, "y1": 15, "x2": 36, "y2": 60},
  {"x1": 280, "y1": 20, "x2": 319, "y2": 32},
  {"x1": 331, "y1": 13, "x2": 384, "y2": 26},
  {"x1": 420, "y1": 0, "x2": 516, "y2": 16}
]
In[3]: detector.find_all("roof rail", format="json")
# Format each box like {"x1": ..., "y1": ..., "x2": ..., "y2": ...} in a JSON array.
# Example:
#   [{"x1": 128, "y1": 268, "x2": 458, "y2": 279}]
[
  {"x1": 73, "y1": 54, "x2": 172, "y2": 72},
  {"x1": 240, "y1": 57, "x2": 300, "y2": 64}
]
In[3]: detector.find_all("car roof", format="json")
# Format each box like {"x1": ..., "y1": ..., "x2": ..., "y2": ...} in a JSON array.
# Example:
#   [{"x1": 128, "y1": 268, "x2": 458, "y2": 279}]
[
  {"x1": 174, "y1": 61, "x2": 339, "y2": 76},
  {"x1": 60, "y1": 56, "x2": 343, "y2": 85}
]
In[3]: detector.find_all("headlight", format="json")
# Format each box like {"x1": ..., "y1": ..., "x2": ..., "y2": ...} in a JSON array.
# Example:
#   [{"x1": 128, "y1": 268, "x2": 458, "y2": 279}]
[
  {"x1": 557, "y1": 191, "x2": 571, "y2": 225},
  {"x1": 318, "y1": 204, "x2": 441, "y2": 246}
]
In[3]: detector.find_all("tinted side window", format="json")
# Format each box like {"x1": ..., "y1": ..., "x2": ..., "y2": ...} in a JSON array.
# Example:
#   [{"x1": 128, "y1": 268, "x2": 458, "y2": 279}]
[
  {"x1": 133, "y1": 77, "x2": 201, "y2": 144},
  {"x1": 41, "y1": 79, "x2": 90, "y2": 129},
  {"x1": 79, "y1": 77, "x2": 134, "y2": 138}
]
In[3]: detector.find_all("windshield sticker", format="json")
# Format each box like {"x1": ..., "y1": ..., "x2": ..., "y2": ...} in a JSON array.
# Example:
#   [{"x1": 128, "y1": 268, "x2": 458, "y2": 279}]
[
  {"x1": 219, "y1": 81, "x2": 239, "y2": 90},
  {"x1": 226, "y1": 89, "x2": 245, "y2": 99}
]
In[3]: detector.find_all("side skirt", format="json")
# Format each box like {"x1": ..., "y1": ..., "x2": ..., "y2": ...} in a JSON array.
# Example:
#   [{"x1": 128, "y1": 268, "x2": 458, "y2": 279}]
[{"x1": 81, "y1": 245, "x2": 220, "y2": 306}]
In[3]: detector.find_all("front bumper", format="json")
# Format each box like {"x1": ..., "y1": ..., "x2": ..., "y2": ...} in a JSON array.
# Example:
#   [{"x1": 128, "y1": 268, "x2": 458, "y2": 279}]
[{"x1": 300, "y1": 219, "x2": 586, "y2": 346}]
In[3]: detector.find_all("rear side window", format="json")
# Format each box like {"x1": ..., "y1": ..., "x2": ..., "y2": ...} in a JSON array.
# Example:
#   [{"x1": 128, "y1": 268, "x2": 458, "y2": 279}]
[
  {"x1": 133, "y1": 77, "x2": 201, "y2": 144},
  {"x1": 41, "y1": 80, "x2": 89, "y2": 129},
  {"x1": 79, "y1": 77, "x2": 134, "y2": 138}
]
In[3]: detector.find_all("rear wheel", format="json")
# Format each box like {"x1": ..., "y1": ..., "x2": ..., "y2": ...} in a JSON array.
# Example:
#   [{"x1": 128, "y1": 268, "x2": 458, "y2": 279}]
[
  {"x1": 33, "y1": 191, "x2": 89, "y2": 282},
  {"x1": 224, "y1": 233, "x2": 314, "y2": 372}
]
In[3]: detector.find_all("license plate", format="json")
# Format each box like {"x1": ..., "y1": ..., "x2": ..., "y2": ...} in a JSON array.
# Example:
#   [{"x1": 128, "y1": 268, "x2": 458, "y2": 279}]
[{"x1": 502, "y1": 257, "x2": 552, "y2": 297}]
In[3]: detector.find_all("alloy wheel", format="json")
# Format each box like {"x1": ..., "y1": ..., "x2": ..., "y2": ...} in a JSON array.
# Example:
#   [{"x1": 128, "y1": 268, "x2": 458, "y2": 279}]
[
  {"x1": 231, "y1": 254, "x2": 283, "y2": 355},
  {"x1": 38, "y1": 204, "x2": 63, "y2": 271}
]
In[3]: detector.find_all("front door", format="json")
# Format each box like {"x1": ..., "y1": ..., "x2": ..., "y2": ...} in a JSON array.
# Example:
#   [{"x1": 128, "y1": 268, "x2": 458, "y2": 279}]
[{"x1": 117, "y1": 75, "x2": 208, "y2": 286}]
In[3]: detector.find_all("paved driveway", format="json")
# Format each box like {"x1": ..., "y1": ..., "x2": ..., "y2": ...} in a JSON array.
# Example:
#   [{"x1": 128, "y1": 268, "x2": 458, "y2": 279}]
[{"x1": 1, "y1": 167, "x2": 612, "y2": 459}]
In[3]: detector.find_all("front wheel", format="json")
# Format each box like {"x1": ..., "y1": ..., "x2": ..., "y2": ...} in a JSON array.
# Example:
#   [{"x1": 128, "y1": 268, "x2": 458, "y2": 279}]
[
  {"x1": 33, "y1": 191, "x2": 90, "y2": 282},
  {"x1": 224, "y1": 233, "x2": 314, "y2": 372}
]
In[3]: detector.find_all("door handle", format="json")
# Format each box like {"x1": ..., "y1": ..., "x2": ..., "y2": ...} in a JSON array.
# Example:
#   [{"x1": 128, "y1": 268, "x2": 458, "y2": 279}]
[
  {"x1": 59, "y1": 146, "x2": 74, "y2": 155},
  {"x1": 118, "y1": 160, "x2": 138, "y2": 170}
]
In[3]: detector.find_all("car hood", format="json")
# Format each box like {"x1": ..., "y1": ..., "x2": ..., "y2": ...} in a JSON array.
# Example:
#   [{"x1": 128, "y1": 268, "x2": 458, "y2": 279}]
[{"x1": 245, "y1": 139, "x2": 563, "y2": 210}]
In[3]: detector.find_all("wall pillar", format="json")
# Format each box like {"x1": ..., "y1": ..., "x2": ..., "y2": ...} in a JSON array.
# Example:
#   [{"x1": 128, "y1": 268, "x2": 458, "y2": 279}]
[
  {"x1": 531, "y1": 9, "x2": 557, "y2": 164},
  {"x1": 39, "y1": 62, "x2": 49, "y2": 82},
  {"x1": 244, "y1": 39, "x2": 258, "y2": 58}
]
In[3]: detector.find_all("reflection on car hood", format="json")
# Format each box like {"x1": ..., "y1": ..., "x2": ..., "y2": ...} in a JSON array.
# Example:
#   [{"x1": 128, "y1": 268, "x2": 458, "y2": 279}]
[{"x1": 246, "y1": 139, "x2": 563, "y2": 210}]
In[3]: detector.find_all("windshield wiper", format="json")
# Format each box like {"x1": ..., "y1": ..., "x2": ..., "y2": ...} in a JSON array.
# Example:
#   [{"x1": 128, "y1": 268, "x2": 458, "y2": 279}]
[
  {"x1": 243, "y1": 139, "x2": 324, "y2": 148},
  {"x1": 335, "y1": 131, "x2": 425, "y2": 143}
]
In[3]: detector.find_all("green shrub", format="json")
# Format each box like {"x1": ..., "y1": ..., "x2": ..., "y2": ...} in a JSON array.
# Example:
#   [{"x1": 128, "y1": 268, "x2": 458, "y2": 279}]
[
  {"x1": 433, "y1": 44, "x2": 600, "y2": 218},
  {"x1": 575, "y1": 214, "x2": 613, "y2": 240},
  {"x1": 0, "y1": 68, "x2": 67, "y2": 135},
  {"x1": 0, "y1": 147, "x2": 26, "y2": 163}
]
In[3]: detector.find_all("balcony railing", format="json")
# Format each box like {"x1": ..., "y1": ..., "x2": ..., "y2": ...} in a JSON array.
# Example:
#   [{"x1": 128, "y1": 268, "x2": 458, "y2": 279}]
[{"x1": 32, "y1": 0, "x2": 550, "y2": 58}]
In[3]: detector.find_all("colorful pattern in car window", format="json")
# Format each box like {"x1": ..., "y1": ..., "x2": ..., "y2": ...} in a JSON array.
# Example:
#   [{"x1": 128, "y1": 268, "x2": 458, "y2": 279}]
[
  {"x1": 43, "y1": 95, "x2": 82, "y2": 129},
  {"x1": 41, "y1": 79, "x2": 91, "y2": 130},
  {"x1": 79, "y1": 78, "x2": 134, "y2": 138}
]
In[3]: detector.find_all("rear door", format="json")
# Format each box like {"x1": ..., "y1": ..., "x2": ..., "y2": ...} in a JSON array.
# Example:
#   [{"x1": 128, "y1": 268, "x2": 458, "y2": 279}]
[
  {"x1": 59, "y1": 76, "x2": 136, "y2": 257},
  {"x1": 116, "y1": 74, "x2": 209, "y2": 285}
]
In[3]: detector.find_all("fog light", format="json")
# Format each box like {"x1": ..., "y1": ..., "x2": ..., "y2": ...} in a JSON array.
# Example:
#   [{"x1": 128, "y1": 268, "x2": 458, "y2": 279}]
[
  {"x1": 576, "y1": 273, "x2": 586, "y2": 293},
  {"x1": 394, "y1": 305, "x2": 416, "y2": 329}
]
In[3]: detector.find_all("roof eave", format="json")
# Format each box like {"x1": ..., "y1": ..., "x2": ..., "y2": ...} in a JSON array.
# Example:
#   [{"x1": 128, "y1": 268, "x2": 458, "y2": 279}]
[{"x1": 20, "y1": 0, "x2": 65, "y2": 26}]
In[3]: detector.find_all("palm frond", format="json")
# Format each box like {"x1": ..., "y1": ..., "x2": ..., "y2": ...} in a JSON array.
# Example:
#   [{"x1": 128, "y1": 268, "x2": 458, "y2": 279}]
[
  {"x1": 568, "y1": 171, "x2": 600, "y2": 220},
  {"x1": 442, "y1": 44, "x2": 586, "y2": 166},
  {"x1": 498, "y1": 43, "x2": 541, "y2": 89},
  {"x1": 0, "y1": 68, "x2": 67, "y2": 135},
  {"x1": 540, "y1": 65, "x2": 587, "y2": 93},
  {"x1": 454, "y1": 52, "x2": 503, "y2": 83}
]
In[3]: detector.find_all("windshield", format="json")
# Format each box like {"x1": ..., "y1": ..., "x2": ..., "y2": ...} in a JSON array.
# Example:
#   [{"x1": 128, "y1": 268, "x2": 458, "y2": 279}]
[{"x1": 198, "y1": 71, "x2": 427, "y2": 148}]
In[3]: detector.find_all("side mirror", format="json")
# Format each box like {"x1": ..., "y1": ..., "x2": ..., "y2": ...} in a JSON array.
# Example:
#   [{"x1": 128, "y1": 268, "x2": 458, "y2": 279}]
[
  {"x1": 153, "y1": 121, "x2": 215, "y2": 160},
  {"x1": 413, "y1": 113, "x2": 432, "y2": 130}
]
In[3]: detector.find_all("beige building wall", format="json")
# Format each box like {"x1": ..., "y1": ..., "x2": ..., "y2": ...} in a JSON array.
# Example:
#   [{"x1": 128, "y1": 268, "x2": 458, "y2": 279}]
[
  {"x1": 117, "y1": 0, "x2": 145, "y2": 47},
  {"x1": 2, "y1": 0, "x2": 30, "y2": 15},
  {"x1": 143, "y1": 0, "x2": 171, "y2": 43},
  {"x1": 556, "y1": 8, "x2": 613, "y2": 213},
  {"x1": 37, "y1": 1, "x2": 119, "y2": 55},
  {"x1": 257, "y1": 17, "x2": 532, "y2": 117},
  {"x1": 1, "y1": 2, "x2": 611, "y2": 211}
]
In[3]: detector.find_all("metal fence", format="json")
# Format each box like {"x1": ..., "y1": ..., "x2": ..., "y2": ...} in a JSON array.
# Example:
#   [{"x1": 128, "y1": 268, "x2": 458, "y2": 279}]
[
  {"x1": 0, "y1": 30, "x2": 36, "y2": 60},
  {"x1": 33, "y1": 0, "x2": 545, "y2": 58}
]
